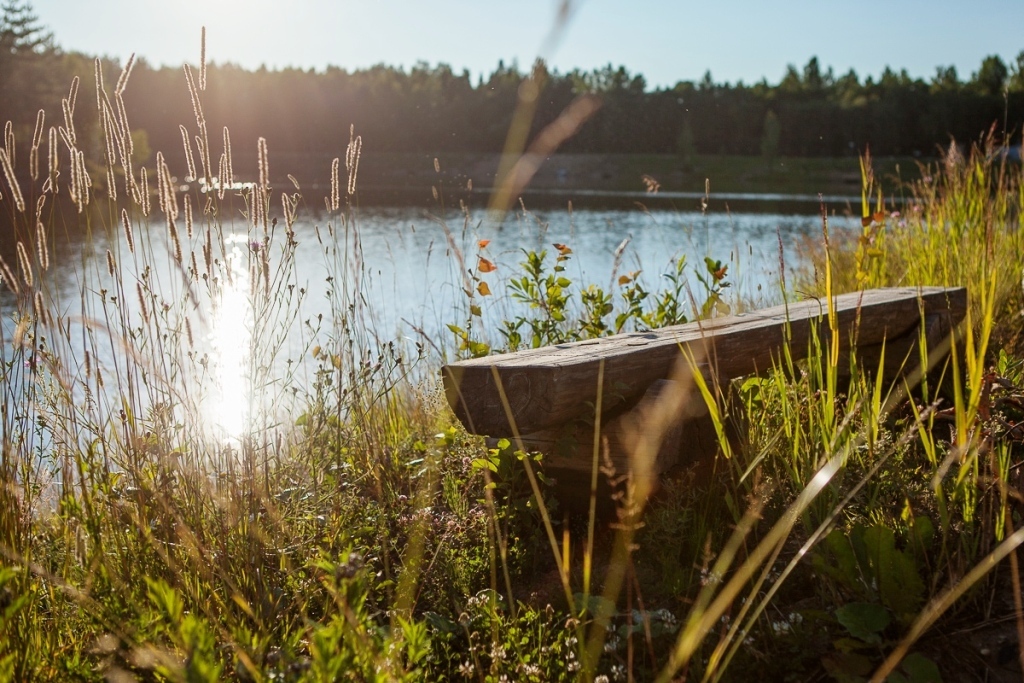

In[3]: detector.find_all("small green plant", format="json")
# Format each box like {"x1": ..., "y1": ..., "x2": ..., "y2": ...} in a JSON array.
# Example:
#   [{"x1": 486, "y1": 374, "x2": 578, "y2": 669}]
[
  {"x1": 812, "y1": 520, "x2": 933, "y2": 624},
  {"x1": 502, "y1": 244, "x2": 577, "y2": 350},
  {"x1": 696, "y1": 256, "x2": 732, "y2": 318}
]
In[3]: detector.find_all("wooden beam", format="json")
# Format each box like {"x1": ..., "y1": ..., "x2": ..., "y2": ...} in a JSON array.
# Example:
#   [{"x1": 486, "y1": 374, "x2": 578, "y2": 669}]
[{"x1": 442, "y1": 287, "x2": 967, "y2": 437}]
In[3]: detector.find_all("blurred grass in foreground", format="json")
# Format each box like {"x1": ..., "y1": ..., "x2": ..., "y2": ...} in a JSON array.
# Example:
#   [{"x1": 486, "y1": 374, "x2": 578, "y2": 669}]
[{"x1": 0, "y1": 53, "x2": 1022, "y2": 682}]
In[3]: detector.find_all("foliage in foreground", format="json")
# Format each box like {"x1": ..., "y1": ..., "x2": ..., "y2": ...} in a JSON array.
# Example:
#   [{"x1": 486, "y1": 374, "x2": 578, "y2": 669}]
[{"x1": 0, "y1": 54, "x2": 1023, "y2": 682}]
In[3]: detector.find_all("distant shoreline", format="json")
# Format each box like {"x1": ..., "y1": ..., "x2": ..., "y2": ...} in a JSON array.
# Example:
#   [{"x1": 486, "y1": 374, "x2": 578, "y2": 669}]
[{"x1": 269, "y1": 151, "x2": 920, "y2": 213}]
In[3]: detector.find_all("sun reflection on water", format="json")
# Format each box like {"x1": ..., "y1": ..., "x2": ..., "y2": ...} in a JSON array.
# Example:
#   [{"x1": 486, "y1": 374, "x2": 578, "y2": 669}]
[{"x1": 208, "y1": 235, "x2": 252, "y2": 440}]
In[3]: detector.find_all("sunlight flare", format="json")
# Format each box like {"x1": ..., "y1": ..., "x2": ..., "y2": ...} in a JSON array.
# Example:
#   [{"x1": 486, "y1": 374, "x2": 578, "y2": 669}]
[{"x1": 209, "y1": 234, "x2": 252, "y2": 439}]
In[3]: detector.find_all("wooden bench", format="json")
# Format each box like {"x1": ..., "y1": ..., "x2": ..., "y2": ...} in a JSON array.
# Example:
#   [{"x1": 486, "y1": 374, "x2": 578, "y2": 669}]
[{"x1": 442, "y1": 287, "x2": 967, "y2": 477}]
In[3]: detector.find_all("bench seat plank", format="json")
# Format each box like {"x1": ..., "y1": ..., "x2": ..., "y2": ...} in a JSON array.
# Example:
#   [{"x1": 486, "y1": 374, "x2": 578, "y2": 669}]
[{"x1": 442, "y1": 286, "x2": 967, "y2": 437}]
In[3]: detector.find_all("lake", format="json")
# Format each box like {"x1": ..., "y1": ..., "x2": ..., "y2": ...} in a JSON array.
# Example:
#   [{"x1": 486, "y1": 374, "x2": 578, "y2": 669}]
[{"x1": 1, "y1": 200, "x2": 858, "y2": 440}]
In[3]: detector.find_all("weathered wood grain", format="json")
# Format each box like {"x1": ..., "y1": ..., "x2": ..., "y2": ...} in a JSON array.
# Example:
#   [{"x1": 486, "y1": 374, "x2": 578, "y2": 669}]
[{"x1": 443, "y1": 287, "x2": 967, "y2": 437}]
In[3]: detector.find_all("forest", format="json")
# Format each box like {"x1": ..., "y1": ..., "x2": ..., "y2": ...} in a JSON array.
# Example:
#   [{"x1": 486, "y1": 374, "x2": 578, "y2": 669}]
[{"x1": 3, "y1": 1, "x2": 1024, "y2": 185}]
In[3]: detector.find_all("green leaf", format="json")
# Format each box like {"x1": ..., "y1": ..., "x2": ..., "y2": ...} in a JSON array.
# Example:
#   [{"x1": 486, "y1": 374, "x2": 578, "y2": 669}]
[
  {"x1": 471, "y1": 458, "x2": 498, "y2": 472},
  {"x1": 863, "y1": 525, "x2": 925, "y2": 619},
  {"x1": 835, "y1": 602, "x2": 890, "y2": 644},
  {"x1": 146, "y1": 577, "x2": 185, "y2": 625},
  {"x1": 898, "y1": 652, "x2": 941, "y2": 683}
]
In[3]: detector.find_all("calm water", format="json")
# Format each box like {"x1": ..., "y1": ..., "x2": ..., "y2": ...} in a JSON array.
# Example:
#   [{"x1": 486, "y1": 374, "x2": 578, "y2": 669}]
[
  {"x1": 297, "y1": 204, "x2": 854, "y2": 342},
  {"x1": 2, "y1": 203, "x2": 858, "y2": 439}
]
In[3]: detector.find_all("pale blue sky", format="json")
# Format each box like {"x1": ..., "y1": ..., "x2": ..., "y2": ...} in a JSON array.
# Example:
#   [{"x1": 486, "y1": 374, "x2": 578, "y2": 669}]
[{"x1": 31, "y1": 0, "x2": 1024, "y2": 89}]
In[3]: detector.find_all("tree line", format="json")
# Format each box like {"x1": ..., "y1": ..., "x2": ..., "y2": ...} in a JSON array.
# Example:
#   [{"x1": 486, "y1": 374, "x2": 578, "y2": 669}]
[{"x1": 3, "y1": 0, "x2": 1024, "y2": 183}]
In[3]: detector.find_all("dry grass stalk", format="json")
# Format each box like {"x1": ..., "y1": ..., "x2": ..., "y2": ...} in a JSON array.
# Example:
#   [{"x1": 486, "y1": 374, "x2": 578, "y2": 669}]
[
  {"x1": 200, "y1": 27, "x2": 207, "y2": 91},
  {"x1": 169, "y1": 220, "x2": 182, "y2": 263},
  {"x1": 47, "y1": 125, "x2": 59, "y2": 194},
  {"x1": 203, "y1": 226, "x2": 212, "y2": 273},
  {"x1": 185, "y1": 194, "x2": 194, "y2": 238},
  {"x1": 258, "y1": 137, "x2": 269, "y2": 192},
  {"x1": 0, "y1": 148, "x2": 25, "y2": 211},
  {"x1": 139, "y1": 166, "x2": 150, "y2": 215},
  {"x1": 222, "y1": 126, "x2": 233, "y2": 188},
  {"x1": 33, "y1": 291, "x2": 47, "y2": 327},
  {"x1": 136, "y1": 282, "x2": 149, "y2": 324},
  {"x1": 93, "y1": 57, "x2": 104, "y2": 113},
  {"x1": 30, "y1": 109, "x2": 44, "y2": 180},
  {"x1": 121, "y1": 209, "x2": 135, "y2": 254},
  {"x1": 16, "y1": 241, "x2": 33, "y2": 288},
  {"x1": 78, "y1": 150, "x2": 91, "y2": 206},
  {"x1": 114, "y1": 53, "x2": 135, "y2": 96},
  {"x1": 58, "y1": 125, "x2": 74, "y2": 156},
  {"x1": 217, "y1": 153, "x2": 227, "y2": 199},
  {"x1": 36, "y1": 220, "x2": 49, "y2": 272},
  {"x1": 0, "y1": 253, "x2": 19, "y2": 297},
  {"x1": 194, "y1": 135, "x2": 209, "y2": 185},
  {"x1": 115, "y1": 93, "x2": 133, "y2": 158},
  {"x1": 345, "y1": 126, "x2": 361, "y2": 195},
  {"x1": 282, "y1": 191, "x2": 297, "y2": 227},
  {"x1": 330, "y1": 157, "x2": 340, "y2": 211},
  {"x1": 5, "y1": 120, "x2": 14, "y2": 167},
  {"x1": 183, "y1": 65, "x2": 212, "y2": 184},
  {"x1": 254, "y1": 185, "x2": 266, "y2": 230},
  {"x1": 158, "y1": 152, "x2": 178, "y2": 220},
  {"x1": 156, "y1": 151, "x2": 168, "y2": 215},
  {"x1": 102, "y1": 107, "x2": 118, "y2": 201},
  {"x1": 180, "y1": 125, "x2": 197, "y2": 181},
  {"x1": 62, "y1": 76, "x2": 79, "y2": 146}
]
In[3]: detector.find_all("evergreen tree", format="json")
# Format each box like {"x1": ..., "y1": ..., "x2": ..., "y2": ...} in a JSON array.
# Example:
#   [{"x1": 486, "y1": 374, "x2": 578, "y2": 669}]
[
  {"x1": 0, "y1": 0, "x2": 52, "y2": 53},
  {"x1": 973, "y1": 55, "x2": 1008, "y2": 96},
  {"x1": 1008, "y1": 51, "x2": 1024, "y2": 92},
  {"x1": 0, "y1": 0, "x2": 59, "y2": 139}
]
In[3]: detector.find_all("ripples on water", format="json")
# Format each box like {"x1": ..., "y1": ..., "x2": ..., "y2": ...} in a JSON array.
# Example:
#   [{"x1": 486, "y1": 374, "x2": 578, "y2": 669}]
[{"x1": 1, "y1": 204, "x2": 857, "y2": 439}]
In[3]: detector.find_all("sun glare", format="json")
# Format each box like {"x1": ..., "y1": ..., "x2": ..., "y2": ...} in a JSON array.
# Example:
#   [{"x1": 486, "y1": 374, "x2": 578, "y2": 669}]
[{"x1": 208, "y1": 234, "x2": 252, "y2": 440}]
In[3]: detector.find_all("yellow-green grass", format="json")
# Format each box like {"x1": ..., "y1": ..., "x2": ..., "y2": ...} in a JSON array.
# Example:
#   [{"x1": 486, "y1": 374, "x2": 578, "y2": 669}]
[{"x1": 0, "y1": 54, "x2": 1021, "y2": 682}]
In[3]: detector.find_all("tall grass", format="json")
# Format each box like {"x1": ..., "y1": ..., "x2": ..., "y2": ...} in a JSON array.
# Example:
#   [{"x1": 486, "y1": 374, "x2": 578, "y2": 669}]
[{"x1": 0, "y1": 47, "x2": 1022, "y2": 682}]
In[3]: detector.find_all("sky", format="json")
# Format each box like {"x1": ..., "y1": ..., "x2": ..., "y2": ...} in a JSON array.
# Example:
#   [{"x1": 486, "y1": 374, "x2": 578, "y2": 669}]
[{"x1": 29, "y1": 0, "x2": 1024, "y2": 90}]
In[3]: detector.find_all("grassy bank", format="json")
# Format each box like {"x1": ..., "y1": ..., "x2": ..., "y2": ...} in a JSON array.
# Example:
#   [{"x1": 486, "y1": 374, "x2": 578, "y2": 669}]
[{"x1": 0, "y1": 59, "x2": 1023, "y2": 683}]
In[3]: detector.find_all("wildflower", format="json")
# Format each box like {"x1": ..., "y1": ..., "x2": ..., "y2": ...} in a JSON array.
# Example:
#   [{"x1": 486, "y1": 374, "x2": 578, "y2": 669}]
[
  {"x1": 521, "y1": 663, "x2": 541, "y2": 678},
  {"x1": 652, "y1": 608, "x2": 677, "y2": 625}
]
